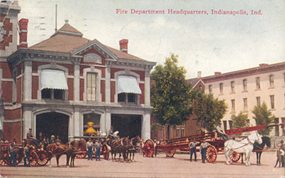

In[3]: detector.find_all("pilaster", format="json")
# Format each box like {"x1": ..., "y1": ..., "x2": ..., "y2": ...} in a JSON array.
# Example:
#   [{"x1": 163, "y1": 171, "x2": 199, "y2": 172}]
[
  {"x1": 74, "y1": 62, "x2": 80, "y2": 102},
  {"x1": 23, "y1": 60, "x2": 32, "y2": 101}
]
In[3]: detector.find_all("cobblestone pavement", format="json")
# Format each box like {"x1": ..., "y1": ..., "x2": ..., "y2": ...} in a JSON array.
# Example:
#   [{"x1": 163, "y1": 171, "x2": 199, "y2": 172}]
[{"x1": 0, "y1": 151, "x2": 284, "y2": 178}]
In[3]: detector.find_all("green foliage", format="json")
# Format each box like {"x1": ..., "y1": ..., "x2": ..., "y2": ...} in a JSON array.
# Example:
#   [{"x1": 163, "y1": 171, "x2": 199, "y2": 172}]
[
  {"x1": 151, "y1": 54, "x2": 192, "y2": 127},
  {"x1": 231, "y1": 112, "x2": 249, "y2": 128},
  {"x1": 252, "y1": 102, "x2": 275, "y2": 135},
  {"x1": 192, "y1": 92, "x2": 227, "y2": 131}
]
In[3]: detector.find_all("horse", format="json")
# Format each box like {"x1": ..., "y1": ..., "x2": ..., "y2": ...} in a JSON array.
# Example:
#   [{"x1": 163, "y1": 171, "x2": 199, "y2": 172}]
[
  {"x1": 46, "y1": 142, "x2": 78, "y2": 167},
  {"x1": 107, "y1": 136, "x2": 129, "y2": 161},
  {"x1": 127, "y1": 136, "x2": 141, "y2": 161},
  {"x1": 253, "y1": 136, "x2": 271, "y2": 165},
  {"x1": 224, "y1": 131, "x2": 262, "y2": 166}
]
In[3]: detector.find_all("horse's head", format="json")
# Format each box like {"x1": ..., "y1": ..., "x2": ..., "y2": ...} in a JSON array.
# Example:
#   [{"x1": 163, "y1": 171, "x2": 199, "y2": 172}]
[{"x1": 262, "y1": 136, "x2": 271, "y2": 148}]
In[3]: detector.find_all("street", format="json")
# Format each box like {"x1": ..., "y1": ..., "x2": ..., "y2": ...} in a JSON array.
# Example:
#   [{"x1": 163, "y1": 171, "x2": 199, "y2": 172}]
[{"x1": 0, "y1": 151, "x2": 283, "y2": 178}]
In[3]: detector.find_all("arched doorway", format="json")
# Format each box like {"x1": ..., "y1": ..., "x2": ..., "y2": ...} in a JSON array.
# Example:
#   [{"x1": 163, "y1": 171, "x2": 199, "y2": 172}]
[
  {"x1": 111, "y1": 114, "x2": 142, "y2": 138},
  {"x1": 36, "y1": 112, "x2": 69, "y2": 143}
]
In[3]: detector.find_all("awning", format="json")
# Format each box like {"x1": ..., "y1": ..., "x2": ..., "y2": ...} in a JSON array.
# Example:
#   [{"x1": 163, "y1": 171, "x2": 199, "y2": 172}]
[
  {"x1": 117, "y1": 75, "x2": 141, "y2": 94},
  {"x1": 40, "y1": 69, "x2": 68, "y2": 90}
]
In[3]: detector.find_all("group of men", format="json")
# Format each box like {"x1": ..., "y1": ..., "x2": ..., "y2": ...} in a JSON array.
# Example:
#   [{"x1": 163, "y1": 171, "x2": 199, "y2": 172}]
[
  {"x1": 86, "y1": 139, "x2": 102, "y2": 161},
  {"x1": 188, "y1": 139, "x2": 209, "y2": 163}
]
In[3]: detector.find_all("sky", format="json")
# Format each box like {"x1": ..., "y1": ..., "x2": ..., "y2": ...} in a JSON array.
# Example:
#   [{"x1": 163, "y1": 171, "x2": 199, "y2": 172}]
[{"x1": 17, "y1": 0, "x2": 285, "y2": 78}]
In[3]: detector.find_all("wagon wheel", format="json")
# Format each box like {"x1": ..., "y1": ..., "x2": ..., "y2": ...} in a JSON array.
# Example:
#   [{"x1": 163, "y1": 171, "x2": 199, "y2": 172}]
[
  {"x1": 76, "y1": 148, "x2": 87, "y2": 159},
  {"x1": 1, "y1": 152, "x2": 9, "y2": 165},
  {"x1": 29, "y1": 151, "x2": 39, "y2": 166},
  {"x1": 165, "y1": 149, "x2": 176, "y2": 158},
  {"x1": 102, "y1": 145, "x2": 109, "y2": 160},
  {"x1": 230, "y1": 151, "x2": 240, "y2": 162},
  {"x1": 36, "y1": 150, "x2": 49, "y2": 166},
  {"x1": 143, "y1": 139, "x2": 155, "y2": 157},
  {"x1": 206, "y1": 145, "x2": 217, "y2": 163}
]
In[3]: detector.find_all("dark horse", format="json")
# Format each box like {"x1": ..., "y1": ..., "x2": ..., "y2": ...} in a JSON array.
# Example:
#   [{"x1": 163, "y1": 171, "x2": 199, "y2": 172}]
[
  {"x1": 127, "y1": 136, "x2": 141, "y2": 161},
  {"x1": 107, "y1": 136, "x2": 129, "y2": 161},
  {"x1": 46, "y1": 141, "x2": 80, "y2": 167},
  {"x1": 253, "y1": 136, "x2": 271, "y2": 165}
]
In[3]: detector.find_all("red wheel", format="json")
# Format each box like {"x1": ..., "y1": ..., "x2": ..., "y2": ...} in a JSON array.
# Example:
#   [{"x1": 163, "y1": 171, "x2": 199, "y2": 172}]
[
  {"x1": 206, "y1": 145, "x2": 217, "y2": 163},
  {"x1": 102, "y1": 145, "x2": 109, "y2": 160},
  {"x1": 230, "y1": 151, "x2": 240, "y2": 162},
  {"x1": 143, "y1": 139, "x2": 155, "y2": 157},
  {"x1": 1, "y1": 152, "x2": 10, "y2": 165},
  {"x1": 36, "y1": 150, "x2": 49, "y2": 166},
  {"x1": 165, "y1": 149, "x2": 176, "y2": 157},
  {"x1": 76, "y1": 149, "x2": 87, "y2": 159},
  {"x1": 29, "y1": 151, "x2": 38, "y2": 167}
]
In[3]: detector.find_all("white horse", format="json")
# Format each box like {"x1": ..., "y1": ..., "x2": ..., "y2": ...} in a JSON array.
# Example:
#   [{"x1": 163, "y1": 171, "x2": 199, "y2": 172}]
[{"x1": 224, "y1": 131, "x2": 262, "y2": 166}]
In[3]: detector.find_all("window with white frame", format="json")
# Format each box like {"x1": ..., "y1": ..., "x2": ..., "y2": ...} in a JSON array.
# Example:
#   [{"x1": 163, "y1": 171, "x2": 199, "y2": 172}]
[
  {"x1": 270, "y1": 95, "x2": 275, "y2": 109},
  {"x1": 256, "y1": 96, "x2": 261, "y2": 106},
  {"x1": 243, "y1": 79, "x2": 247, "y2": 91},
  {"x1": 208, "y1": 85, "x2": 212, "y2": 94},
  {"x1": 86, "y1": 72, "x2": 97, "y2": 101},
  {"x1": 269, "y1": 74, "x2": 274, "y2": 88},
  {"x1": 243, "y1": 98, "x2": 248, "y2": 111},
  {"x1": 219, "y1": 83, "x2": 223, "y2": 94},
  {"x1": 230, "y1": 81, "x2": 235, "y2": 93},
  {"x1": 256, "y1": 77, "x2": 260, "y2": 90},
  {"x1": 231, "y1": 99, "x2": 235, "y2": 112}
]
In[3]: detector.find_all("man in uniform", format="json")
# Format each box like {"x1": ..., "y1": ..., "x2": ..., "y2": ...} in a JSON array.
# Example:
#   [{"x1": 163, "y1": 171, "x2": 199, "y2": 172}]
[
  {"x1": 200, "y1": 140, "x2": 209, "y2": 163},
  {"x1": 189, "y1": 139, "x2": 198, "y2": 161}
]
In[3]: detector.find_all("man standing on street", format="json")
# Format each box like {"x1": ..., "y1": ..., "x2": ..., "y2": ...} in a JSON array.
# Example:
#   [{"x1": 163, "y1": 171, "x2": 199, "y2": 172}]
[
  {"x1": 200, "y1": 140, "x2": 209, "y2": 163},
  {"x1": 189, "y1": 139, "x2": 197, "y2": 161},
  {"x1": 86, "y1": 139, "x2": 93, "y2": 160}
]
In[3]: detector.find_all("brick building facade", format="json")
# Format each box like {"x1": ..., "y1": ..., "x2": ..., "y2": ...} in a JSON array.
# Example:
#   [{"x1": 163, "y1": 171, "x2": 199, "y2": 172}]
[{"x1": 0, "y1": 1, "x2": 155, "y2": 143}]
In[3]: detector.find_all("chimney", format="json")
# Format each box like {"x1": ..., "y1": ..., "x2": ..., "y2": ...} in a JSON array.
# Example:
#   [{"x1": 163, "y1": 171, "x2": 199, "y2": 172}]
[
  {"x1": 197, "y1": 71, "x2": 202, "y2": 78},
  {"x1": 259, "y1": 63, "x2": 268, "y2": 68},
  {"x1": 214, "y1": 72, "x2": 222, "y2": 75},
  {"x1": 18, "y1": 18, "x2": 29, "y2": 48},
  {"x1": 119, "y1": 39, "x2": 128, "y2": 53}
]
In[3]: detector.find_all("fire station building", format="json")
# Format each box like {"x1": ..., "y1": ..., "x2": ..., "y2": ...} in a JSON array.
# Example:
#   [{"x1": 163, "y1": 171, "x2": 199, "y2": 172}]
[{"x1": 0, "y1": 1, "x2": 155, "y2": 143}]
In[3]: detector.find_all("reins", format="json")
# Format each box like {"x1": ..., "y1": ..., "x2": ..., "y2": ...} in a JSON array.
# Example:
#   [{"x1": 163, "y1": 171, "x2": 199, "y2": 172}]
[{"x1": 230, "y1": 132, "x2": 261, "y2": 151}]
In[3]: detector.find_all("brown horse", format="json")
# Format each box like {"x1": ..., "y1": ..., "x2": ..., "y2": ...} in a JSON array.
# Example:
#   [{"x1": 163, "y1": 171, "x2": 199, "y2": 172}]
[
  {"x1": 107, "y1": 136, "x2": 129, "y2": 161},
  {"x1": 46, "y1": 143, "x2": 77, "y2": 167}
]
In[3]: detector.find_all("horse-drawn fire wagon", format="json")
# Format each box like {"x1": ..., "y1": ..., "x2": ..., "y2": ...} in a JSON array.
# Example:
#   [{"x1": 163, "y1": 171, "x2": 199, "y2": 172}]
[
  {"x1": 0, "y1": 142, "x2": 50, "y2": 166},
  {"x1": 142, "y1": 124, "x2": 276, "y2": 163}
]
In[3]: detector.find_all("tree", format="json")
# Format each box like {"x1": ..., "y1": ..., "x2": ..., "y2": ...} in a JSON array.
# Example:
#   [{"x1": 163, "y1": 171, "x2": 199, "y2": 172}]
[
  {"x1": 231, "y1": 112, "x2": 249, "y2": 128},
  {"x1": 252, "y1": 102, "x2": 275, "y2": 135},
  {"x1": 192, "y1": 92, "x2": 227, "y2": 131},
  {"x1": 151, "y1": 54, "x2": 192, "y2": 140}
]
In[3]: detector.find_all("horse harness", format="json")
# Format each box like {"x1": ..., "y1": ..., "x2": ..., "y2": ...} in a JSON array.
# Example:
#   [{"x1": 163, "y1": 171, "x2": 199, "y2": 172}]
[{"x1": 231, "y1": 132, "x2": 260, "y2": 151}]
